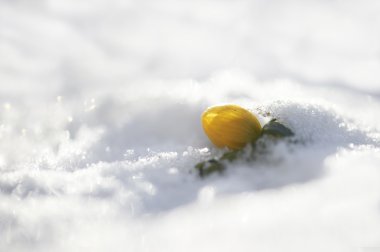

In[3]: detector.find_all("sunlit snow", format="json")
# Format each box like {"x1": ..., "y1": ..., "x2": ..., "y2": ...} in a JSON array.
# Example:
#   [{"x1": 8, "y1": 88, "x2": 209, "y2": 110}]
[{"x1": 1, "y1": 0, "x2": 380, "y2": 252}]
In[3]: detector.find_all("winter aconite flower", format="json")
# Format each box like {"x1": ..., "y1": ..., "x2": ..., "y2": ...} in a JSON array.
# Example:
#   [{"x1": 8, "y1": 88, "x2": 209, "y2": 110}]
[{"x1": 201, "y1": 105, "x2": 262, "y2": 150}]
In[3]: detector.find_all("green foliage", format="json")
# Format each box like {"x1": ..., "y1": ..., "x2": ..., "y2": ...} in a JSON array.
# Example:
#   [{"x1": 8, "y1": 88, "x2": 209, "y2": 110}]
[
  {"x1": 261, "y1": 119, "x2": 294, "y2": 137},
  {"x1": 195, "y1": 159, "x2": 225, "y2": 177}
]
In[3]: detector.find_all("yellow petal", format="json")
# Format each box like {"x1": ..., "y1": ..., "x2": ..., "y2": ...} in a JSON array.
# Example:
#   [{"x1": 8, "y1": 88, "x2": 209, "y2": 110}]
[{"x1": 202, "y1": 105, "x2": 262, "y2": 150}]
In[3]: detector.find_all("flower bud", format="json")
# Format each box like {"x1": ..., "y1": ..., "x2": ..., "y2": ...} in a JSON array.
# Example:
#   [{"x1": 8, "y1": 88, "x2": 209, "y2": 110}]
[{"x1": 201, "y1": 105, "x2": 262, "y2": 150}]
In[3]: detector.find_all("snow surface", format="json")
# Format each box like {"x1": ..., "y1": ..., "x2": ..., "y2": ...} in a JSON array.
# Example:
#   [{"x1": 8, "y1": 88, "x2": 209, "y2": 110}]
[{"x1": 1, "y1": 0, "x2": 380, "y2": 251}]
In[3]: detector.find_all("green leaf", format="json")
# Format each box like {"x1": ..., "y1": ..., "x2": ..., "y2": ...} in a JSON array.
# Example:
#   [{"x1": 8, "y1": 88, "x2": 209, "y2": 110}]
[
  {"x1": 195, "y1": 159, "x2": 225, "y2": 178},
  {"x1": 261, "y1": 119, "x2": 294, "y2": 138},
  {"x1": 220, "y1": 150, "x2": 240, "y2": 162}
]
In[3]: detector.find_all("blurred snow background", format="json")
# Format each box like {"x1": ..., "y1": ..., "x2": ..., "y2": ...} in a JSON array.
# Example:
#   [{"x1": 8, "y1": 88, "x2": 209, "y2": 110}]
[{"x1": 1, "y1": 0, "x2": 380, "y2": 251}]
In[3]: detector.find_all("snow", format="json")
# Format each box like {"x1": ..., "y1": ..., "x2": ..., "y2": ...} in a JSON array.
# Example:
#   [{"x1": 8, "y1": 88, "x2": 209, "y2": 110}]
[{"x1": 1, "y1": 0, "x2": 380, "y2": 251}]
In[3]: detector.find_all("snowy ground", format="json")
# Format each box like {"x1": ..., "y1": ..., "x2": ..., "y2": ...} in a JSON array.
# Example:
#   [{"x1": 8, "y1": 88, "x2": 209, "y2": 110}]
[{"x1": 1, "y1": 0, "x2": 380, "y2": 251}]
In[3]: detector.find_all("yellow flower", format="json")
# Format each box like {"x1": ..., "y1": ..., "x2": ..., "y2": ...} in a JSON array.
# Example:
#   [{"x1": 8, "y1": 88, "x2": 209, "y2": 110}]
[{"x1": 201, "y1": 104, "x2": 262, "y2": 150}]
